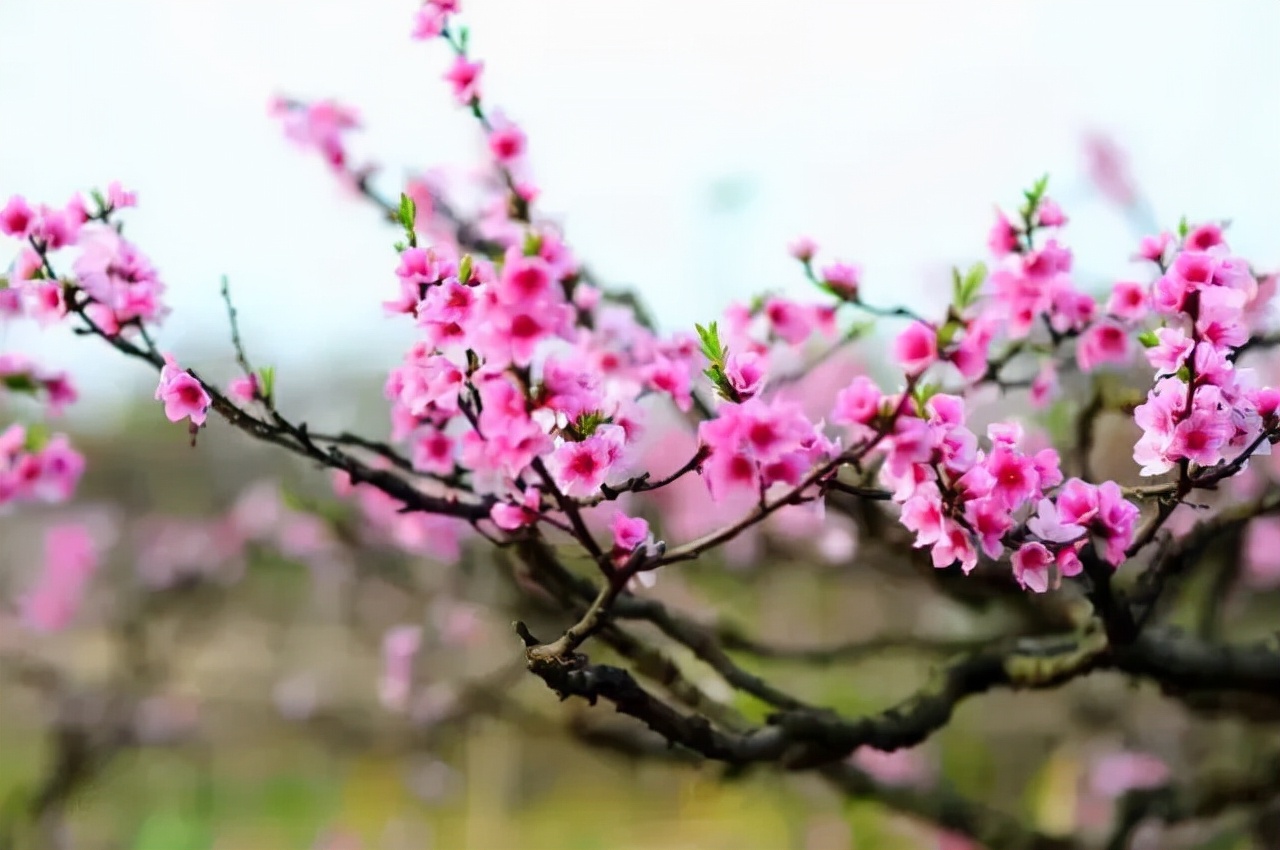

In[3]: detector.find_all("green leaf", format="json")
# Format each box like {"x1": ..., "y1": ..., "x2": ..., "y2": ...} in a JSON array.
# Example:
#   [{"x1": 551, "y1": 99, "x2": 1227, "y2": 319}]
[
  {"x1": 522, "y1": 230, "x2": 543, "y2": 257},
  {"x1": 911, "y1": 382, "x2": 942, "y2": 416},
  {"x1": 1177, "y1": 215, "x2": 1190, "y2": 239},
  {"x1": 397, "y1": 193, "x2": 416, "y2": 232},
  {"x1": 2, "y1": 373, "x2": 38, "y2": 394},
  {"x1": 958, "y1": 261, "x2": 987, "y2": 307},
  {"x1": 695, "y1": 322, "x2": 725, "y2": 363},
  {"x1": 257, "y1": 365, "x2": 276, "y2": 401},
  {"x1": 22, "y1": 423, "x2": 50, "y2": 452},
  {"x1": 457, "y1": 253, "x2": 473, "y2": 283},
  {"x1": 1137, "y1": 329, "x2": 1160, "y2": 348},
  {"x1": 936, "y1": 320, "x2": 961, "y2": 348}
]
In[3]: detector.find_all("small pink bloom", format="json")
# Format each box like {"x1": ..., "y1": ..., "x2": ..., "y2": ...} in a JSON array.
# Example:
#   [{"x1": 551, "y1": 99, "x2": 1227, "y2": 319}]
[
  {"x1": 985, "y1": 447, "x2": 1037, "y2": 510},
  {"x1": 788, "y1": 236, "x2": 818, "y2": 262},
  {"x1": 763, "y1": 298, "x2": 812, "y2": 345},
  {"x1": 932, "y1": 520, "x2": 978, "y2": 573},
  {"x1": 1136, "y1": 232, "x2": 1172, "y2": 263},
  {"x1": 105, "y1": 181, "x2": 137, "y2": 210},
  {"x1": 547, "y1": 424, "x2": 626, "y2": 498},
  {"x1": 610, "y1": 511, "x2": 650, "y2": 553},
  {"x1": 1027, "y1": 498, "x2": 1085, "y2": 543},
  {"x1": 724, "y1": 351, "x2": 766, "y2": 400},
  {"x1": 154, "y1": 356, "x2": 211, "y2": 426},
  {"x1": 411, "y1": 4, "x2": 447, "y2": 39},
  {"x1": 1076, "y1": 320, "x2": 1131, "y2": 372},
  {"x1": 1184, "y1": 222, "x2": 1224, "y2": 252},
  {"x1": 490, "y1": 487, "x2": 542, "y2": 531},
  {"x1": 488, "y1": 122, "x2": 527, "y2": 164},
  {"x1": 1145, "y1": 327, "x2": 1193, "y2": 374},
  {"x1": 228, "y1": 373, "x2": 258, "y2": 404},
  {"x1": 820, "y1": 261, "x2": 860, "y2": 299},
  {"x1": 1012, "y1": 541, "x2": 1053, "y2": 592},
  {"x1": 0, "y1": 195, "x2": 35, "y2": 237},
  {"x1": 1036, "y1": 197, "x2": 1067, "y2": 227},
  {"x1": 893, "y1": 322, "x2": 938, "y2": 375},
  {"x1": 444, "y1": 55, "x2": 483, "y2": 104},
  {"x1": 1030, "y1": 361, "x2": 1057, "y2": 408},
  {"x1": 987, "y1": 210, "x2": 1019, "y2": 257},
  {"x1": 1106, "y1": 281, "x2": 1148, "y2": 320}
]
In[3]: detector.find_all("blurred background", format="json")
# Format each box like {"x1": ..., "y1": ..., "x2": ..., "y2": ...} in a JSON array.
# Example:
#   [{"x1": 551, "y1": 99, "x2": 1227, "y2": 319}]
[{"x1": 2, "y1": 1, "x2": 1280, "y2": 848}]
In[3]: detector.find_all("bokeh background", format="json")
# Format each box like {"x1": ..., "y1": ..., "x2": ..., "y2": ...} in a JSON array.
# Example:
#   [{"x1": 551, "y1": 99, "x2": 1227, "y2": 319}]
[{"x1": 2, "y1": 1, "x2": 1280, "y2": 848}]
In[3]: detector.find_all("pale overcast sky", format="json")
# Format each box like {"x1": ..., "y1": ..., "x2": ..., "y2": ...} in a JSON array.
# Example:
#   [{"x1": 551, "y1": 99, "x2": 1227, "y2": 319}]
[{"x1": 2, "y1": 0, "x2": 1278, "y2": 422}]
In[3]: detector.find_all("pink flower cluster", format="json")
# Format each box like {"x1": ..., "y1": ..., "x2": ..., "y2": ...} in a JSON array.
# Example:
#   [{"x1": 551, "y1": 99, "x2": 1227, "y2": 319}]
[
  {"x1": 270, "y1": 98, "x2": 361, "y2": 173},
  {"x1": 73, "y1": 225, "x2": 170, "y2": 333},
  {"x1": 1133, "y1": 233, "x2": 1276, "y2": 476},
  {"x1": 19, "y1": 524, "x2": 99, "y2": 632},
  {"x1": 380, "y1": 235, "x2": 703, "y2": 519},
  {"x1": 0, "y1": 424, "x2": 84, "y2": 509},
  {"x1": 0, "y1": 354, "x2": 77, "y2": 415},
  {"x1": 333, "y1": 470, "x2": 464, "y2": 563},
  {"x1": 697, "y1": 397, "x2": 836, "y2": 501},
  {"x1": 833, "y1": 383, "x2": 1138, "y2": 589}
]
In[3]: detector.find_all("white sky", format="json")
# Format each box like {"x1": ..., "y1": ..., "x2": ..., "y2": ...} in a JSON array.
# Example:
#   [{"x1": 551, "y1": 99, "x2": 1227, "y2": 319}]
[{"x1": 1, "y1": 0, "x2": 1278, "y2": 423}]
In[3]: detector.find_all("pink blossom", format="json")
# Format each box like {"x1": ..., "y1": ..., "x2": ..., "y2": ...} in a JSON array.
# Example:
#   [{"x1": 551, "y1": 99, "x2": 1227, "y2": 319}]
[
  {"x1": 788, "y1": 236, "x2": 818, "y2": 262},
  {"x1": 444, "y1": 56, "x2": 483, "y2": 104},
  {"x1": 1185, "y1": 222, "x2": 1224, "y2": 252},
  {"x1": 831, "y1": 376, "x2": 881, "y2": 433},
  {"x1": 411, "y1": 4, "x2": 447, "y2": 39},
  {"x1": 987, "y1": 210, "x2": 1019, "y2": 257},
  {"x1": 1136, "y1": 232, "x2": 1172, "y2": 263},
  {"x1": 932, "y1": 520, "x2": 978, "y2": 573},
  {"x1": 1144, "y1": 327, "x2": 1193, "y2": 374},
  {"x1": 1029, "y1": 361, "x2": 1057, "y2": 408},
  {"x1": 1036, "y1": 197, "x2": 1067, "y2": 227},
  {"x1": 490, "y1": 487, "x2": 542, "y2": 531},
  {"x1": 412, "y1": 429, "x2": 455, "y2": 475},
  {"x1": 964, "y1": 496, "x2": 1012, "y2": 559},
  {"x1": 610, "y1": 511, "x2": 650, "y2": 552},
  {"x1": 1027, "y1": 498, "x2": 1085, "y2": 543},
  {"x1": 820, "y1": 262, "x2": 860, "y2": 299},
  {"x1": 893, "y1": 322, "x2": 938, "y2": 375},
  {"x1": 645, "y1": 356, "x2": 693, "y2": 411},
  {"x1": 1076, "y1": 320, "x2": 1130, "y2": 372},
  {"x1": 985, "y1": 447, "x2": 1037, "y2": 510},
  {"x1": 1106, "y1": 281, "x2": 1147, "y2": 320},
  {"x1": 228, "y1": 373, "x2": 258, "y2": 404},
  {"x1": 1012, "y1": 542, "x2": 1053, "y2": 592},
  {"x1": 488, "y1": 122, "x2": 527, "y2": 164},
  {"x1": 763, "y1": 298, "x2": 812, "y2": 345},
  {"x1": 32, "y1": 435, "x2": 85, "y2": 503},
  {"x1": 0, "y1": 195, "x2": 34, "y2": 237},
  {"x1": 154, "y1": 356, "x2": 211, "y2": 425},
  {"x1": 105, "y1": 181, "x2": 137, "y2": 210},
  {"x1": 547, "y1": 424, "x2": 626, "y2": 498},
  {"x1": 723, "y1": 351, "x2": 766, "y2": 400},
  {"x1": 20, "y1": 524, "x2": 99, "y2": 632}
]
